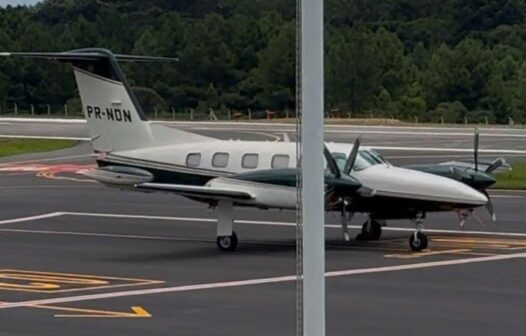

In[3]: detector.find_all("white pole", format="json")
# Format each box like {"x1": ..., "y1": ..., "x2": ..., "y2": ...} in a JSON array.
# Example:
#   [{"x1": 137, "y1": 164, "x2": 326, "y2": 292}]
[{"x1": 301, "y1": 0, "x2": 325, "y2": 334}]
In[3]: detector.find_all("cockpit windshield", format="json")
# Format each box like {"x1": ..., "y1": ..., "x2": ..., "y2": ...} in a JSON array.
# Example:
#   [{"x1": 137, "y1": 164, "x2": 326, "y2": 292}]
[{"x1": 332, "y1": 150, "x2": 388, "y2": 172}]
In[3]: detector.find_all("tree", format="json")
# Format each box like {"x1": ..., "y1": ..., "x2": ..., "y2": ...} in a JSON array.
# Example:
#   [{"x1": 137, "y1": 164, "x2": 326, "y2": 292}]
[
  {"x1": 1, "y1": 0, "x2": 526, "y2": 123},
  {"x1": 245, "y1": 21, "x2": 295, "y2": 110},
  {"x1": 0, "y1": 72, "x2": 8, "y2": 110}
]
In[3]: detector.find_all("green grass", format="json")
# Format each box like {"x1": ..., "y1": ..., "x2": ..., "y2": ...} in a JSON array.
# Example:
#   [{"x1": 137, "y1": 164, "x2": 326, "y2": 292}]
[
  {"x1": 493, "y1": 163, "x2": 526, "y2": 190},
  {"x1": 0, "y1": 138, "x2": 76, "y2": 158}
]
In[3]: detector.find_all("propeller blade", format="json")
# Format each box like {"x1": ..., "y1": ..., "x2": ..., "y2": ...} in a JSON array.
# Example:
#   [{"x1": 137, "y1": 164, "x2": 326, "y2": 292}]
[
  {"x1": 324, "y1": 144, "x2": 341, "y2": 178},
  {"x1": 340, "y1": 205, "x2": 350, "y2": 242},
  {"x1": 474, "y1": 128, "x2": 480, "y2": 171},
  {"x1": 483, "y1": 190, "x2": 496, "y2": 221},
  {"x1": 343, "y1": 136, "x2": 361, "y2": 175},
  {"x1": 485, "y1": 157, "x2": 508, "y2": 174}
]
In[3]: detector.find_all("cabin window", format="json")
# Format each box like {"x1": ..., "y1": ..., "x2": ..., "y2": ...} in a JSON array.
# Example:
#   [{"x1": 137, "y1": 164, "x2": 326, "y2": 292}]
[
  {"x1": 212, "y1": 152, "x2": 229, "y2": 168},
  {"x1": 272, "y1": 154, "x2": 290, "y2": 169},
  {"x1": 242, "y1": 153, "x2": 259, "y2": 169},
  {"x1": 186, "y1": 153, "x2": 201, "y2": 167}
]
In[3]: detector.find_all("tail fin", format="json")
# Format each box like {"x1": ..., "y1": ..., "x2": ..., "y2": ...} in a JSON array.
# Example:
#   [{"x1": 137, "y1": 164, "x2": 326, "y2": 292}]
[{"x1": 0, "y1": 49, "x2": 178, "y2": 152}]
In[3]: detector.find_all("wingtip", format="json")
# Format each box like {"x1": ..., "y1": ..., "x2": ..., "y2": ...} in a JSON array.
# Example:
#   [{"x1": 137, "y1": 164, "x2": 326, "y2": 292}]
[{"x1": 0, "y1": 52, "x2": 11, "y2": 57}]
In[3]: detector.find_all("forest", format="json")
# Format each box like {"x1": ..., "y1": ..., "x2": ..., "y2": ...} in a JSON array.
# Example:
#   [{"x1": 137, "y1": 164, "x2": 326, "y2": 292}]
[{"x1": 0, "y1": 0, "x2": 526, "y2": 123}]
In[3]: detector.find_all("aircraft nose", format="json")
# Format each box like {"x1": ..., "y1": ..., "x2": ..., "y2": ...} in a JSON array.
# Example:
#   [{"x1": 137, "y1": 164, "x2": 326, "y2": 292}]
[
  {"x1": 404, "y1": 167, "x2": 489, "y2": 206},
  {"x1": 455, "y1": 183, "x2": 488, "y2": 206}
]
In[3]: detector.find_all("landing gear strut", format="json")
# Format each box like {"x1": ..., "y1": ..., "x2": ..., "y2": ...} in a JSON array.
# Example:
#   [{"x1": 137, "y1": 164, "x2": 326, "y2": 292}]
[
  {"x1": 215, "y1": 200, "x2": 238, "y2": 252},
  {"x1": 409, "y1": 212, "x2": 428, "y2": 252},
  {"x1": 355, "y1": 217, "x2": 383, "y2": 241},
  {"x1": 340, "y1": 205, "x2": 354, "y2": 242}
]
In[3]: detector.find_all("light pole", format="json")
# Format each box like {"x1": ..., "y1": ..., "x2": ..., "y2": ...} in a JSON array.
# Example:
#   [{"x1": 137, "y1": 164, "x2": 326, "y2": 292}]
[{"x1": 299, "y1": 0, "x2": 325, "y2": 334}]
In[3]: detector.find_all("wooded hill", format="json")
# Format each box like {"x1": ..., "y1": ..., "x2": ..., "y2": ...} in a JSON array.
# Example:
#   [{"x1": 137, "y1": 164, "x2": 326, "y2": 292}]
[{"x1": 0, "y1": 0, "x2": 525, "y2": 123}]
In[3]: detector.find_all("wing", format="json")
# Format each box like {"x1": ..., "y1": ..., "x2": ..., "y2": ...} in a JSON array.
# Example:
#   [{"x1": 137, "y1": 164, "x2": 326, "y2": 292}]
[
  {"x1": 136, "y1": 182, "x2": 254, "y2": 202},
  {"x1": 407, "y1": 158, "x2": 510, "y2": 175},
  {"x1": 437, "y1": 158, "x2": 510, "y2": 174}
]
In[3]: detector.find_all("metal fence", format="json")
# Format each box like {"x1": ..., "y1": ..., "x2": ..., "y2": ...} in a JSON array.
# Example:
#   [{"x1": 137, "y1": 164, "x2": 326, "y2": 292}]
[
  {"x1": 0, "y1": 104, "x2": 298, "y2": 121},
  {"x1": 0, "y1": 103, "x2": 519, "y2": 126}
]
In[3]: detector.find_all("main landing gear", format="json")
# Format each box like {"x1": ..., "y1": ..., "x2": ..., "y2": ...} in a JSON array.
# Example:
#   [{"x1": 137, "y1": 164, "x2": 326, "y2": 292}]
[
  {"x1": 355, "y1": 217, "x2": 383, "y2": 241},
  {"x1": 217, "y1": 232, "x2": 238, "y2": 252},
  {"x1": 215, "y1": 200, "x2": 238, "y2": 252},
  {"x1": 409, "y1": 212, "x2": 428, "y2": 252}
]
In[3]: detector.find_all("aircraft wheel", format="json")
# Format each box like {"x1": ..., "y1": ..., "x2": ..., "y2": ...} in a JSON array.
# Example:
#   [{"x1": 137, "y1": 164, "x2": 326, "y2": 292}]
[
  {"x1": 356, "y1": 220, "x2": 382, "y2": 241},
  {"x1": 217, "y1": 232, "x2": 238, "y2": 252},
  {"x1": 409, "y1": 232, "x2": 428, "y2": 252}
]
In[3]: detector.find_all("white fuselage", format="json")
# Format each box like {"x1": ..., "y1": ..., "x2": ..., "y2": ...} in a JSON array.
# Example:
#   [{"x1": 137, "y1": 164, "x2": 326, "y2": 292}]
[{"x1": 104, "y1": 138, "x2": 487, "y2": 209}]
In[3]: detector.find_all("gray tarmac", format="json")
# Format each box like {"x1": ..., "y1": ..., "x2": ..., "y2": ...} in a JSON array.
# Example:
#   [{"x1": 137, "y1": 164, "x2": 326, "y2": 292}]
[{"x1": 0, "y1": 120, "x2": 526, "y2": 335}]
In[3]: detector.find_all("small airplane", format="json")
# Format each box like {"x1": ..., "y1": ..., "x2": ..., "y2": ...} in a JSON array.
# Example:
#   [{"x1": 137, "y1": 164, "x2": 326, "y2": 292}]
[{"x1": 1, "y1": 48, "x2": 491, "y2": 252}]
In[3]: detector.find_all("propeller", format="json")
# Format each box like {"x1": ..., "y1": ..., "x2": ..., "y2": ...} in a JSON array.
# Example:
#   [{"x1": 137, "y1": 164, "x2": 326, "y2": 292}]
[
  {"x1": 324, "y1": 139, "x2": 362, "y2": 241},
  {"x1": 323, "y1": 145, "x2": 341, "y2": 178},
  {"x1": 483, "y1": 189, "x2": 496, "y2": 221},
  {"x1": 472, "y1": 128, "x2": 497, "y2": 221},
  {"x1": 343, "y1": 136, "x2": 361, "y2": 175},
  {"x1": 485, "y1": 157, "x2": 508, "y2": 174},
  {"x1": 474, "y1": 128, "x2": 480, "y2": 171},
  {"x1": 323, "y1": 144, "x2": 342, "y2": 208}
]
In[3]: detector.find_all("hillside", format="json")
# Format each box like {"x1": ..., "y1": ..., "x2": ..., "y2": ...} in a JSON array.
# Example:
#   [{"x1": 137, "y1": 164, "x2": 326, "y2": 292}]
[{"x1": 0, "y1": 0, "x2": 525, "y2": 123}]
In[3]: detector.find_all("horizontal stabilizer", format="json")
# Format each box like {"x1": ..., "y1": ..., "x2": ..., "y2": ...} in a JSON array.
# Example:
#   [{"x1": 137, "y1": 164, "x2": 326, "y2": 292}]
[
  {"x1": 438, "y1": 159, "x2": 511, "y2": 174},
  {"x1": 0, "y1": 50, "x2": 178, "y2": 63}
]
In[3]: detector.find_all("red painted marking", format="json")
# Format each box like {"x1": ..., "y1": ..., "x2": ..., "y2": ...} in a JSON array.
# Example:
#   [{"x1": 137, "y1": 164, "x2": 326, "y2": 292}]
[{"x1": 0, "y1": 164, "x2": 96, "y2": 180}]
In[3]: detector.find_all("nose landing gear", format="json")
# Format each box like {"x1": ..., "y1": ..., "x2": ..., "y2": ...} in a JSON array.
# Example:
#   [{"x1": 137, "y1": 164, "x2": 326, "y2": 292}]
[
  {"x1": 355, "y1": 217, "x2": 383, "y2": 241},
  {"x1": 409, "y1": 212, "x2": 428, "y2": 252}
]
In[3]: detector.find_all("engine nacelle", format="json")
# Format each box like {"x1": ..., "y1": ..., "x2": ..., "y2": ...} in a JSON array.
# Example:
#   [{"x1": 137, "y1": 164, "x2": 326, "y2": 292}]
[{"x1": 81, "y1": 166, "x2": 154, "y2": 186}]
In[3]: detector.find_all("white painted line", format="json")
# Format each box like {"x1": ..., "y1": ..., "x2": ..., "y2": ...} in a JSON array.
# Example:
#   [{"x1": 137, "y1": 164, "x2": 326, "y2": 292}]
[
  {"x1": 65, "y1": 211, "x2": 217, "y2": 223},
  {"x1": 492, "y1": 195, "x2": 526, "y2": 199},
  {"x1": 58, "y1": 212, "x2": 526, "y2": 238},
  {"x1": 0, "y1": 212, "x2": 64, "y2": 226},
  {"x1": 0, "y1": 135, "x2": 90, "y2": 141},
  {"x1": 190, "y1": 126, "x2": 526, "y2": 138},
  {"x1": 159, "y1": 121, "x2": 526, "y2": 133},
  {"x1": 0, "y1": 118, "x2": 85, "y2": 123},
  {"x1": 0, "y1": 252, "x2": 524, "y2": 310},
  {"x1": 490, "y1": 189, "x2": 526, "y2": 194},
  {"x1": 0, "y1": 228, "x2": 211, "y2": 242},
  {"x1": 4, "y1": 117, "x2": 526, "y2": 133},
  {"x1": 379, "y1": 226, "x2": 526, "y2": 238},
  {"x1": 2, "y1": 211, "x2": 525, "y2": 240},
  {"x1": 373, "y1": 146, "x2": 526, "y2": 154},
  {"x1": 387, "y1": 154, "x2": 526, "y2": 159},
  {"x1": 0, "y1": 228, "x2": 401, "y2": 254},
  {"x1": 325, "y1": 129, "x2": 526, "y2": 138}
]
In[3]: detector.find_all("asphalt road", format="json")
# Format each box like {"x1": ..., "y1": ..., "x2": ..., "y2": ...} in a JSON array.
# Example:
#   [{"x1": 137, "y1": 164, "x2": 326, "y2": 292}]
[
  {"x1": 0, "y1": 120, "x2": 525, "y2": 335},
  {"x1": 2, "y1": 119, "x2": 526, "y2": 165}
]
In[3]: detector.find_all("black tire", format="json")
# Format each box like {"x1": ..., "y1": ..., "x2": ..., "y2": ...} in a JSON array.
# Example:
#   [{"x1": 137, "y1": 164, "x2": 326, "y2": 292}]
[
  {"x1": 217, "y1": 232, "x2": 238, "y2": 252},
  {"x1": 356, "y1": 220, "x2": 382, "y2": 241},
  {"x1": 409, "y1": 232, "x2": 428, "y2": 252}
]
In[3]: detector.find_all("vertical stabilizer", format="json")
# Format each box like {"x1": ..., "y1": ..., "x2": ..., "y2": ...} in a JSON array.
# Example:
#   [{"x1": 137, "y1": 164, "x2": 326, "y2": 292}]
[
  {"x1": 0, "y1": 49, "x2": 179, "y2": 152},
  {"x1": 73, "y1": 66, "x2": 153, "y2": 152}
]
